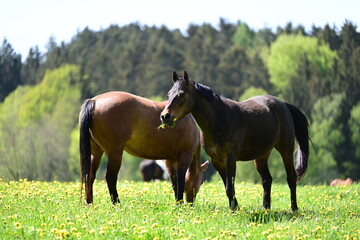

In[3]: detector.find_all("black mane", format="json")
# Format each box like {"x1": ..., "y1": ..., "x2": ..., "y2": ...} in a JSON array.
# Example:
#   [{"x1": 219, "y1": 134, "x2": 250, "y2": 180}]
[{"x1": 194, "y1": 82, "x2": 219, "y2": 100}]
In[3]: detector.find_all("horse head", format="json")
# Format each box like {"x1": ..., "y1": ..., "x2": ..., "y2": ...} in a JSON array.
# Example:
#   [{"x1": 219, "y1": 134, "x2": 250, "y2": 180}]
[
  {"x1": 184, "y1": 161, "x2": 209, "y2": 203},
  {"x1": 161, "y1": 71, "x2": 195, "y2": 127}
]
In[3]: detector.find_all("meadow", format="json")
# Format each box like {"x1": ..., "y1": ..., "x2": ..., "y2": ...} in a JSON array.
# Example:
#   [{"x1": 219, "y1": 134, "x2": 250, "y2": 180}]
[{"x1": 0, "y1": 178, "x2": 359, "y2": 239}]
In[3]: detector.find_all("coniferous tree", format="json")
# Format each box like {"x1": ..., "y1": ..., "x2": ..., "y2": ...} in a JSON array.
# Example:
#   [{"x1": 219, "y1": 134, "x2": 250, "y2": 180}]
[
  {"x1": 21, "y1": 46, "x2": 41, "y2": 85},
  {"x1": 0, "y1": 39, "x2": 22, "y2": 102}
]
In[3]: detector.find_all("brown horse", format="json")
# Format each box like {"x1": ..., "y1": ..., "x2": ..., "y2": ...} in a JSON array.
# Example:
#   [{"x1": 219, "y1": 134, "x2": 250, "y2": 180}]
[
  {"x1": 330, "y1": 178, "x2": 353, "y2": 186},
  {"x1": 161, "y1": 71, "x2": 310, "y2": 211},
  {"x1": 79, "y1": 91, "x2": 208, "y2": 204}
]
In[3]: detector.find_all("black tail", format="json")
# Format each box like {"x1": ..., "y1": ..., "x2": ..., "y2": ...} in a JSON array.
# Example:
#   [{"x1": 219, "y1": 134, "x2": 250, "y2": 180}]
[
  {"x1": 79, "y1": 99, "x2": 95, "y2": 187},
  {"x1": 285, "y1": 103, "x2": 310, "y2": 183}
]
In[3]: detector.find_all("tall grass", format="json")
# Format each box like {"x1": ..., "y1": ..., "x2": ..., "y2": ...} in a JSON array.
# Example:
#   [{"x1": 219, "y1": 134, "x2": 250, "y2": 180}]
[{"x1": 0, "y1": 179, "x2": 359, "y2": 239}]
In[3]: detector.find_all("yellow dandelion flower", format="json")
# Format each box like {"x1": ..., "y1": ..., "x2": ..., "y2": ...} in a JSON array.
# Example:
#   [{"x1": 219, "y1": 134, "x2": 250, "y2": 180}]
[
  {"x1": 140, "y1": 229, "x2": 148, "y2": 234},
  {"x1": 312, "y1": 226, "x2": 322, "y2": 233},
  {"x1": 57, "y1": 229, "x2": 69, "y2": 238},
  {"x1": 13, "y1": 222, "x2": 22, "y2": 229},
  {"x1": 72, "y1": 232, "x2": 82, "y2": 237}
]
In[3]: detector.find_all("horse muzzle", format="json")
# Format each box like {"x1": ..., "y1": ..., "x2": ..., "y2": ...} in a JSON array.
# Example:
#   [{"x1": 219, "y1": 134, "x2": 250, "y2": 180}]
[{"x1": 160, "y1": 112, "x2": 177, "y2": 127}]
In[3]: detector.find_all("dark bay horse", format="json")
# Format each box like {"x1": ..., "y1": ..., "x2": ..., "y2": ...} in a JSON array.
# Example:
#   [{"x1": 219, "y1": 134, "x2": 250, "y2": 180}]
[
  {"x1": 160, "y1": 71, "x2": 310, "y2": 211},
  {"x1": 79, "y1": 91, "x2": 208, "y2": 204}
]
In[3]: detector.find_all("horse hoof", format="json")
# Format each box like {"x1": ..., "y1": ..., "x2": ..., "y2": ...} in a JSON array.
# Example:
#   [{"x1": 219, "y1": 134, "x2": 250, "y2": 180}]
[
  {"x1": 291, "y1": 206, "x2": 299, "y2": 212},
  {"x1": 262, "y1": 204, "x2": 271, "y2": 210},
  {"x1": 230, "y1": 198, "x2": 239, "y2": 211}
]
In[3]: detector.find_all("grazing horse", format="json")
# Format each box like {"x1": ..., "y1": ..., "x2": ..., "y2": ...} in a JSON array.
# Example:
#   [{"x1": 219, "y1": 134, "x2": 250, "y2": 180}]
[
  {"x1": 139, "y1": 160, "x2": 168, "y2": 182},
  {"x1": 79, "y1": 91, "x2": 208, "y2": 204},
  {"x1": 160, "y1": 71, "x2": 310, "y2": 211}
]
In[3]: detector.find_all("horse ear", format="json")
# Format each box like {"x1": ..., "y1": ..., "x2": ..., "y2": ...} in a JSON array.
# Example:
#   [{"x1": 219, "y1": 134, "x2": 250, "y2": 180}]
[
  {"x1": 201, "y1": 161, "x2": 209, "y2": 171},
  {"x1": 173, "y1": 71, "x2": 179, "y2": 82},
  {"x1": 183, "y1": 71, "x2": 189, "y2": 83}
]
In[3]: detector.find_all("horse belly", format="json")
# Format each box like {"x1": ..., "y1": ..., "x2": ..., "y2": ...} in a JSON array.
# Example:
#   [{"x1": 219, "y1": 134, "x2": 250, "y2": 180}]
[
  {"x1": 237, "y1": 130, "x2": 278, "y2": 160},
  {"x1": 124, "y1": 129, "x2": 186, "y2": 160},
  {"x1": 237, "y1": 147, "x2": 273, "y2": 161},
  {"x1": 125, "y1": 136, "x2": 167, "y2": 159}
]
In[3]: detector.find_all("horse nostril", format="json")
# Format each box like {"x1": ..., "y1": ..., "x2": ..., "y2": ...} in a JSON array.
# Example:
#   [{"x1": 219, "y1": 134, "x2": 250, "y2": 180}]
[{"x1": 161, "y1": 113, "x2": 171, "y2": 122}]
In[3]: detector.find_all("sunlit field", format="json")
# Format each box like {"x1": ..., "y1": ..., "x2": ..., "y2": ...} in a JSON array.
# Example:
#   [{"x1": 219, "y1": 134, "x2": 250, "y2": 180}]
[{"x1": 0, "y1": 179, "x2": 359, "y2": 239}]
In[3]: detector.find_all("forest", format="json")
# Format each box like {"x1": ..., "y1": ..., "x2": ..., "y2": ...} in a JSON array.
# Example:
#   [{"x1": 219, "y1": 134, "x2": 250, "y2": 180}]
[{"x1": 0, "y1": 19, "x2": 359, "y2": 184}]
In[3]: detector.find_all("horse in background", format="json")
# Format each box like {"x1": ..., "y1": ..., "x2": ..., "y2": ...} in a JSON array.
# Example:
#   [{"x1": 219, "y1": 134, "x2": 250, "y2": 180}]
[
  {"x1": 79, "y1": 91, "x2": 208, "y2": 205},
  {"x1": 139, "y1": 160, "x2": 168, "y2": 182},
  {"x1": 330, "y1": 178, "x2": 353, "y2": 186}
]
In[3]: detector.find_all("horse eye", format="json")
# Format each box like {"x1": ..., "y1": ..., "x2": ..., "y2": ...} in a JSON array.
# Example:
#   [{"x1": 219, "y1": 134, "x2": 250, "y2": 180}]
[{"x1": 178, "y1": 91, "x2": 185, "y2": 97}]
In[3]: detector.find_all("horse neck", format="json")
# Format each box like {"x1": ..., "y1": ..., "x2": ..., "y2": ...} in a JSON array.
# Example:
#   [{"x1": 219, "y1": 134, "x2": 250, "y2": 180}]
[{"x1": 191, "y1": 92, "x2": 222, "y2": 137}]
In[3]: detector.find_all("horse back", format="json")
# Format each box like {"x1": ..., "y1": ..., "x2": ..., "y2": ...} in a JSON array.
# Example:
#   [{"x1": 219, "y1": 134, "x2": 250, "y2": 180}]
[{"x1": 222, "y1": 95, "x2": 295, "y2": 160}]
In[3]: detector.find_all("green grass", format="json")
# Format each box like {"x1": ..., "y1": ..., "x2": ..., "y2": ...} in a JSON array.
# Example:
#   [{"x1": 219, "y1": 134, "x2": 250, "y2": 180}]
[{"x1": 0, "y1": 179, "x2": 359, "y2": 239}]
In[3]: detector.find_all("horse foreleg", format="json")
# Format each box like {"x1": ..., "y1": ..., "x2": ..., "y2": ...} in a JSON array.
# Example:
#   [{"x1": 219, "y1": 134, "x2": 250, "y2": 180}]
[
  {"x1": 106, "y1": 152, "x2": 122, "y2": 204},
  {"x1": 211, "y1": 158, "x2": 237, "y2": 210},
  {"x1": 254, "y1": 154, "x2": 272, "y2": 210},
  {"x1": 225, "y1": 155, "x2": 238, "y2": 211}
]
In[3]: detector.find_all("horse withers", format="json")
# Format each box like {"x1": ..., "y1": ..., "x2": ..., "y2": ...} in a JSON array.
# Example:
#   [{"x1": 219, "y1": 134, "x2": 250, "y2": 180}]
[
  {"x1": 79, "y1": 91, "x2": 208, "y2": 205},
  {"x1": 161, "y1": 71, "x2": 310, "y2": 211}
]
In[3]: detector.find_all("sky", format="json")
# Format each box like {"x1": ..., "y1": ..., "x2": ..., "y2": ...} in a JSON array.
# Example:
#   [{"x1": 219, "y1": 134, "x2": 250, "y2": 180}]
[{"x1": 1, "y1": 0, "x2": 359, "y2": 58}]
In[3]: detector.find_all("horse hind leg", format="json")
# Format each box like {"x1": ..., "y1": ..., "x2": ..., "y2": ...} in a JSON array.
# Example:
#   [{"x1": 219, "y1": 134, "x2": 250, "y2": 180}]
[
  {"x1": 254, "y1": 153, "x2": 272, "y2": 210},
  {"x1": 279, "y1": 148, "x2": 298, "y2": 211},
  {"x1": 86, "y1": 140, "x2": 103, "y2": 204},
  {"x1": 106, "y1": 151, "x2": 123, "y2": 204}
]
